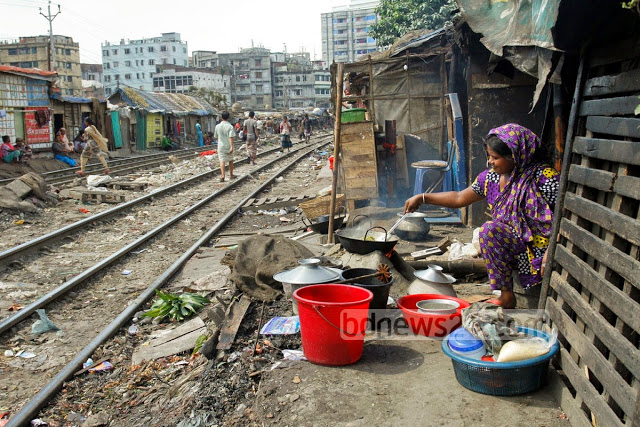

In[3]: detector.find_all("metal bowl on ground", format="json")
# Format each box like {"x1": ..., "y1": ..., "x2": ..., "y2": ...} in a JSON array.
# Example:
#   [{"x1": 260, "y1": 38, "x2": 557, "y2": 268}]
[{"x1": 416, "y1": 298, "x2": 460, "y2": 315}]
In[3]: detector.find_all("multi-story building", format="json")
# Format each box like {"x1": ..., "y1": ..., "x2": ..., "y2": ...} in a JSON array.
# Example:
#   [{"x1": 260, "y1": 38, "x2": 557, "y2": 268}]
[
  {"x1": 151, "y1": 64, "x2": 230, "y2": 101},
  {"x1": 101, "y1": 32, "x2": 188, "y2": 96},
  {"x1": 321, "y1": 0, "x2": 380, "y2": 65},
  {"x1": 216, "y1": 47, "x2": 273, "y2": 109},
  {"x1": 272, "y1": 53, "x2": 331, "y2": 109},
  {"x1": 81, "y1": 63, "x2": 104, "y2": 98},
  {"x1": 192, "y1": 50, "x2": 218, "y2": 68},
  {"x1": 0, "y1": 35, "x2": 82, "y2": 96}
]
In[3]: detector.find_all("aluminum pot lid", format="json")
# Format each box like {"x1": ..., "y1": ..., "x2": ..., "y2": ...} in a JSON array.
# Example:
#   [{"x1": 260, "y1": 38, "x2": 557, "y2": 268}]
[
  {"x1": 273, "y1": 258, "x2": 341, "y2": 285},
  {"x1": 414, "y1": 264, "x2": 456, "y2": 284}
]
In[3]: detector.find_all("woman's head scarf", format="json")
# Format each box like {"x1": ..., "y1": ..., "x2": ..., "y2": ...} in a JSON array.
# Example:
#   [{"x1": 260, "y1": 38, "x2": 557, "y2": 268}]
[{"x1": 486, "y1": 123, "x2": 554, "y2": 242}]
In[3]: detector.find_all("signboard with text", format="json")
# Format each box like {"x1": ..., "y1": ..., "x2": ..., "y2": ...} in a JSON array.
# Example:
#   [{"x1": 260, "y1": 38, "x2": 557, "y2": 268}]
[{"x1": 25, "y1": 108, "x2": 51, "y2": 144}]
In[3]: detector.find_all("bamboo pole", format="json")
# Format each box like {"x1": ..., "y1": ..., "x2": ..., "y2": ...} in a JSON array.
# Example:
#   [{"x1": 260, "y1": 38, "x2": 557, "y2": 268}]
[{"x1": 327, "y1": 63, "x2": 344, "y2": 244}]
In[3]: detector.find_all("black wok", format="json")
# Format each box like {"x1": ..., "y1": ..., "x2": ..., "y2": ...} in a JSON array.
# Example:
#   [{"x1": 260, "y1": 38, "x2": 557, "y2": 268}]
[
  {"x1": 302, "y1": 206, "x2": 346, "y2": 235},
  {"x1": 335, "y1": 226, "x2": 398, "y2": 255}
]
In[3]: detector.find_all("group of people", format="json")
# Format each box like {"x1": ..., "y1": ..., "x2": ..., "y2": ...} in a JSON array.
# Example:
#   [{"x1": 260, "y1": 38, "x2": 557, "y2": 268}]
[{"x1": 1, "y1": 135, "x2": 32, "y2": 164}]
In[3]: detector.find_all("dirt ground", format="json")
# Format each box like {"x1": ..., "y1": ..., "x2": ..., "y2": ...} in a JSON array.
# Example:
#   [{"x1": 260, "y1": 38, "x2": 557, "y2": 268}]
[{"x1": 2, "y1": 141, "x2": 567, "y2": 426}]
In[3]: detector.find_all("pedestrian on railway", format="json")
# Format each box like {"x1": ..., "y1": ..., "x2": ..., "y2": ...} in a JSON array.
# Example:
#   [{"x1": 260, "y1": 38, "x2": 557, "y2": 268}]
[
  {"x1": 302, "y1": 114, "x2": 312, "y2": 143},
  {"x1": 76, "y1": 117, "x2": 109, "y2": 176},
  {"x1": 196, "y1": 119, "x2": 204, "y2": 147},
  {"x1": 243, "y1": 111, "x2": 259, "y2": 165},
  {"x1": 214, "y1": 111, "x2": 236, "y2": 182},
  {"x1": 266, "y1": 117, "x2": 273, "y2": 136},
  {"x1": 280, "y1": 116, "x2": 292, "y2": 152}
]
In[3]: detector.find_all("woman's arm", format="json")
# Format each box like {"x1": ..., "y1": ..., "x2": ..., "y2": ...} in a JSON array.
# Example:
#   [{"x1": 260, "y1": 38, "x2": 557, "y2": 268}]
[{"x1": 404, "y1": 186, "x2": 483, "y2": 214}]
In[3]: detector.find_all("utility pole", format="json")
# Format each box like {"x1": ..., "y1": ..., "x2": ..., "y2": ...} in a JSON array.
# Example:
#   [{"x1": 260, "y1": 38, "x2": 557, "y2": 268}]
[{"x1": 39, "y1": 0, "x2": 61, "y2": 71}]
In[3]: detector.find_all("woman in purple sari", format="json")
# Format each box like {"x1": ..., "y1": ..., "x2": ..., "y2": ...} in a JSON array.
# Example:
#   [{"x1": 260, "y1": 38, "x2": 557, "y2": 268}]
[{"x1": 404, "y1": 124, "x2": 559, "y2": 308}]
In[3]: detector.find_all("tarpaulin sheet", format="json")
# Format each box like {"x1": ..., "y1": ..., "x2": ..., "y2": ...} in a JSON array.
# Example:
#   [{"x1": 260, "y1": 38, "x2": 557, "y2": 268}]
[{"x1": 456, "y1": 0, "x2": 561, "y2": 57}]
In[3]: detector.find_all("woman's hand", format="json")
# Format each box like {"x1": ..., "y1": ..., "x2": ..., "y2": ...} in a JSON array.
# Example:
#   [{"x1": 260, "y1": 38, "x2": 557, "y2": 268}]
[{"x1": 404, "y1": 194, "x2": 423, "y2": 214}]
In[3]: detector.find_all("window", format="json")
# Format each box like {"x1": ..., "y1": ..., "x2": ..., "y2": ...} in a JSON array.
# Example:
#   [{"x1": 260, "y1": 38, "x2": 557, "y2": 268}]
[
  {"x1": 32, "y1": 47, "x2": 37, "y2": 54},
  {"x1": 104, "y1": 63, "x2": 110, "y2": 69},
  {"x1": 275, "y1": 90, "x2": 283, "y2": 96},
  {"x1": 124, "y1": 48, "x2": 130, "y2": 54},
  {"x1": 65, "y1": 48, "x2": 71, "y2": 55},
  {"x1": 65, "y1": 62, "x2": 71, "y2": 69},
  {"x1": 103, "y1": 50, "x2": 109, "y2": 56},
  {"x1": 255, "y1": 59, "x2": 261, "y2": 67},
  {"x1": 303, "y1": 75, "x2": 307, "y2": 82},
  {"x1": 105, "y1": 87, "x2": 112, "y2": 95},
  {"x1": 112, "y1": 49, "x2": 118, "y2": 55},
  {"x1": 172, "y1": 46, "x2": 176, "y2": 52},
  {"x1": 161, "y1": 45, "x2": 167, "y2": 52},
  {"x1": 148, "y1": 47, "x2": 154, "y2": 52},
  {"x1": 67, "y1": 76, "x2": 73, "y2": 82},
  {"x1": 173, "y1": 59, "x2": 176, "y2": 65},
  {"x1": 125, "y1": 74, "x2": 131, "y2": 80},
  {"x1": 183, "y1": 47, "x2": 186, "y2": 53},
  {"x1": 148, "y1": 59, "x2": 154, "y2": 65},
  {"x1": 104, "y1": 75, "x2": 111, "y2": 82},
  {"x1": 125, "y1": 60, "x2": 131, "y2": 66},
  {"x1": 135, "y1": 60, "x2": 139, "y2": 66},
  {"x1": 9, "y1": 62, "x2": 19, "y2": 67},
  {"x1": 136, "y1": 73, "x2": 139, "y2": 79},
  {"x1": 7, "y1": 48, "x2": 17, "y2": 55},
  {"x1": 255, "y1": 71, "x2": 262, "y2": 79},
  {"x1": 142, "y1": 73, "x2": 145, "y2": 78},
  {"x1": 296, "y1": 76, "x2": 300, "y2": 82},
  {"x1": 256, "y1": 97, "x2": 263, "y2": 106},
  {"x1": 113, "y1": 61, "x2": 119, "y2": 67},
  {"x1": 19, "y1": 47, "x2": 31, "y2": 54},
  {"x1": 115, "y1": 74, "x2": 120, "y2": 80},
  {"x1": 293, "y1": 89, "x2": 301, "y2": 96},
  {"x1": 20, "y1": 61, "x2": 32, "y2": 68},
  {"x1": 255, "y1": 84, "x2": 263, "y2": 92},
  {"x1": 153, "y1": 77, "x2": 164, "y2": 87},
  {"x1": 184, "y1": 60, "x2": 187, "y2": 66}
]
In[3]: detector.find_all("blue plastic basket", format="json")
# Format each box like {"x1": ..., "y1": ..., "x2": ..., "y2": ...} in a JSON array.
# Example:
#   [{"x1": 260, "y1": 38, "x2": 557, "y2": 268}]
[{"x1": 441, "y1": 326, "x2": 559, "y2": 396}]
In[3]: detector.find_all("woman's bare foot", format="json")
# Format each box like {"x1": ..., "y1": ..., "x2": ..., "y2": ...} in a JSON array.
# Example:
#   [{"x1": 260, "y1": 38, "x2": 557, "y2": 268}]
[{"x1": 498, "y1": 289, "x2": 517, "y2": 309}]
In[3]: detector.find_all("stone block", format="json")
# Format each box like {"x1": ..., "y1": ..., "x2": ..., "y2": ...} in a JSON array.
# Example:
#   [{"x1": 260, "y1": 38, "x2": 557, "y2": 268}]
[{"x1": 6, "y1": 179, "x2": 32, "y2": 199}]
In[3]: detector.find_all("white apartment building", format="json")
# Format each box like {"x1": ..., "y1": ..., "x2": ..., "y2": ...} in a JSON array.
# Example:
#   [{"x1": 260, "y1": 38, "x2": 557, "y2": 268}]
[
  {"x1": 321, "y1": 0, "x2": 380, "y2": 65},
  {"x1": 101, "y1": 32, "x2": 188, "y2": 95},
  {"x1": 152, "y1": 65, "x2": 230, "y2": 100}
]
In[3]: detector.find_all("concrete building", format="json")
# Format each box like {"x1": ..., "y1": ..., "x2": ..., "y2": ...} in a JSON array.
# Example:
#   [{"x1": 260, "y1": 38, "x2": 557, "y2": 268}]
[
  {"x1": 0, "y1": 35, "x2": 82, "y2": 96},
  {"x1": 101, "y1": 32, "x2": 188, "y2": 96},
  {"x1": 81, "y1": 63, "x2": 104, "y2": 98},
  {"x1": 321, "y1": 0, "x2": 380, "y2": 65},
  {"x1": 192, "y1": 50, "x2": 218, "y2": 68},
  {"x1": 272, "y1": 53, "x2": 331, "y2": 109},
  {"x1": 151, "y1": 64, "x2": 230, "y2": 101},
  {"x1": 216, "y1": 47, "x2": 273, "y2": 110}
]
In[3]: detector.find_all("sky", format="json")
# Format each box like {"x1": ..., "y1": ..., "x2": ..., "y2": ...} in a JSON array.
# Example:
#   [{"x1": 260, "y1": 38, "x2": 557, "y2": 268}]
[{"x1": 0, "y1": 0, "x2": 350, "y2": 64}]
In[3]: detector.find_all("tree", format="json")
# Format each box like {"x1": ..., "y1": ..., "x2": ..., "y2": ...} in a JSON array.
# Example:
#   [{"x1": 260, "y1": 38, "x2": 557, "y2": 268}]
[{"x1": 370, "y1": 0, "x2": 457, "y2": 48}]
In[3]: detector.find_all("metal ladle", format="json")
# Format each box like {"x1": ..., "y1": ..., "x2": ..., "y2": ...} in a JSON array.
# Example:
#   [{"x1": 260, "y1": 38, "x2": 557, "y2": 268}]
[{"x1": 385, "y1": 213, "x2": 409, "y2": 240}]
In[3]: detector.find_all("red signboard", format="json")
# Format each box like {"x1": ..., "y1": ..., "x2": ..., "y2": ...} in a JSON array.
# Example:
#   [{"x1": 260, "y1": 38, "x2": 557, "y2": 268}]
[{"x1": 25, "y1": 107, "x2": 51, "y2": 144}]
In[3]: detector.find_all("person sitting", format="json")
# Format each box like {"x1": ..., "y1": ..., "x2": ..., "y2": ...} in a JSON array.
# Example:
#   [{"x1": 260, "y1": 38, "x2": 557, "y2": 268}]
[
  {"x1": 161, "y1": 134, "x2": 178, "y2": 151},
  {"x1": 404, "y1": 124, "x2": 559, "y2": 309},
  {"x1": 74, "y1": 130, "x2": 87, "y2": 153},
  {"x1": 52, "y1": 133, "x2": 77, "y2": 167},
  {"x1": 14, "y1": 138, "x2": 32, "y2": 163},
  {"x1": 1, "y1": 135, "x2": 21, "y2": 163}
]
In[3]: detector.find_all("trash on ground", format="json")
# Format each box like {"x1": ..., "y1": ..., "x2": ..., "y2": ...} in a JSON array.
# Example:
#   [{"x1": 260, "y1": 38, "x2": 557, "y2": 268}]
[
  {"x1": 15, "y1": 350, "x2": 36, "y2": 358},
  {"x1": 281, "y1": 349, "x2": 306, "y2": 361},
  {"x1": 128, "y1": 324, "x2": 139, "y2": 335},
  {"x1": 8, "y1": 303, "x2": 23, "y2": 311},
  {"x1": 88, "y1": 361, "x2": 113, "y2": 373},
  {"x1": 121, "y1": 270, "x2": 132, "y2": 275},
  {"x1": 4, "y1": 350, "x2": 14, "y2": 357},
  {"x1": 78, "y1": 208, "x2": 91, "y2": 213},
  {"x1": 260, "y1": 316, "x2": 300, "y2": 335},
  {"x1": 31, "y1": 309, "x2": 60, "y2": 335}
]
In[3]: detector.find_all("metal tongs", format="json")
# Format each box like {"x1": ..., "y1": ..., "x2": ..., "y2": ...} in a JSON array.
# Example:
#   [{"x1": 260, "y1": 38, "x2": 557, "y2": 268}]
[{"x1": 386, "y1": 213, "x2": 409, "y2": 238}]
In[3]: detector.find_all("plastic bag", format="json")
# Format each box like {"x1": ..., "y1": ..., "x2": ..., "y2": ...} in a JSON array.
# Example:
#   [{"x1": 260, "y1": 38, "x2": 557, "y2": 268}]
[
  {"x1": 31, "y1": 309, "x2": 60, "y2": 335},
  {"x1": 497, "y1": 330, "x2": 557, "y2": 362}
]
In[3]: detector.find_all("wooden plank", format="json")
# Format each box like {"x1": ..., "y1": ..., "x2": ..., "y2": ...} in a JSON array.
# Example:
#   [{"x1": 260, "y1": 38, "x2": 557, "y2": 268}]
[
  {"x1": 558, "y1": 348, "x2": 625, "y2": 427},
  {"x1": 241, "y1": 196, "x2": 312, "y2": 212},
  {"x1": 254, "y1": 197, "x2": 267, "y2": 206},
  {"x1": 588, "y1": 38, "x2": 640, "y2": 68},
  {"x1": 583, "y1": 68, "x2": 640, "y2": 97},
  {"x1": 548, "y1": 369, "x2": 593, "y2": 427},
  {"x1": 547, "y1": 298, "x2": 637, "y2": 417},
  {"x1": 131, "y1": 317, "x2": 207, "y2": 365},
  {"x1": 559, "y1": 218, "x2": 640, "y2": 290},
  {"x1": 564, "y1": 192, "x2": 640, "y2": 247},
  {"x1": 614, "y1": 175, "x2": 640, "y2": 200},
  {"x1": 579, "y1": 95, "x2": 640, "y2": 117},
  {"x1": 573, "y1": 137, "x2": 640, "y2": 165},
  {"x1": 395, "y1": 134, "x2": 409, "y2": 186},
  {"x1": 586, "y1": 116, "x2": 640, "y2": 139},
  {"x1": 243, "y1": 198, "x2": 256, "y2": 208},
  {"x1": 555, "y1": 245, "x2": 640, "y2": 335},
  {"x1": 340, "y1": 121, "x2": 374, "y2": 136},
  {"x1": 568, "y1": 164, "x2": 615, "y2": 192},
  {"x1": 216, "y1": 295, "x2": 251, "y2": 350}
]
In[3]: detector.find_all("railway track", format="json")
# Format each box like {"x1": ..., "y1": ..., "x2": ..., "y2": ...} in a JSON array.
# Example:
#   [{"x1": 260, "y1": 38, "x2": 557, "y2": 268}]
[
  {"x1": 0, "y1": 136, "x2": 332, "y2": 426},
  {"x1": 0, "y1": 146, "x2": 216, "y2": 187}
]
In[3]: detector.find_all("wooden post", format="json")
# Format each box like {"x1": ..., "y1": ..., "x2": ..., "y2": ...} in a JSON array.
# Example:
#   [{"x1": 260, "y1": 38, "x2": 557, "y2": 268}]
[{"x1": 327, "y1": 63, "x2": 344, "y2": 244}]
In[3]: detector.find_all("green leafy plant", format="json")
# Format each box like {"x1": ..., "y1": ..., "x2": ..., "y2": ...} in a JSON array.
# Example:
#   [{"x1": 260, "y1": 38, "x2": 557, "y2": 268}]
[
  {"x1": 192, "y1": 334, "x2": 208, "y2": 355},
  {"x1": 143, "y1": 290, "x2": 210, "y2": 322},
  {"x1": 635, "y1": 95, "x2": 640, "y2": 116}
]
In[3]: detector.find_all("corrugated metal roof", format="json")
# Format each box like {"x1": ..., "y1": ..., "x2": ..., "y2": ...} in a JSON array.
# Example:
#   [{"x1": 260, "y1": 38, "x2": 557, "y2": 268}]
[
  {"x1": 113, "y1": 86, "x2": 217, "y2": 116},
  {"x1": 0, "y1": 65, "x2": 58, "y2": 80}
]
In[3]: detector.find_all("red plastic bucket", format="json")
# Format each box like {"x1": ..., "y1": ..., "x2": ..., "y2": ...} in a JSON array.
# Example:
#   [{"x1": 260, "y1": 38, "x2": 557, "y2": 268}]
[
  {"x1": 293, "y1": 284, "x2": 373, "y2": 366},
  {"x1": 329, "y1": 156, "x2": 335, "y2": 170}
]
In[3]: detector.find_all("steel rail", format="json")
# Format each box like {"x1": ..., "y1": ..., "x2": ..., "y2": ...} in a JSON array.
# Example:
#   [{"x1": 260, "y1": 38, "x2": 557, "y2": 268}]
[
  {"x1": 0, "y1": 136, "x2": 332, "y2": 266},
  {"x1": 4, "y1": 142, "x2": 327, "y2": 427},
  {"x1": 0, "y1": 139, "x2": 327, "y2": 335},
  {"x1": 0, "y1": 146, "x2": 213, "y2": 185}
]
